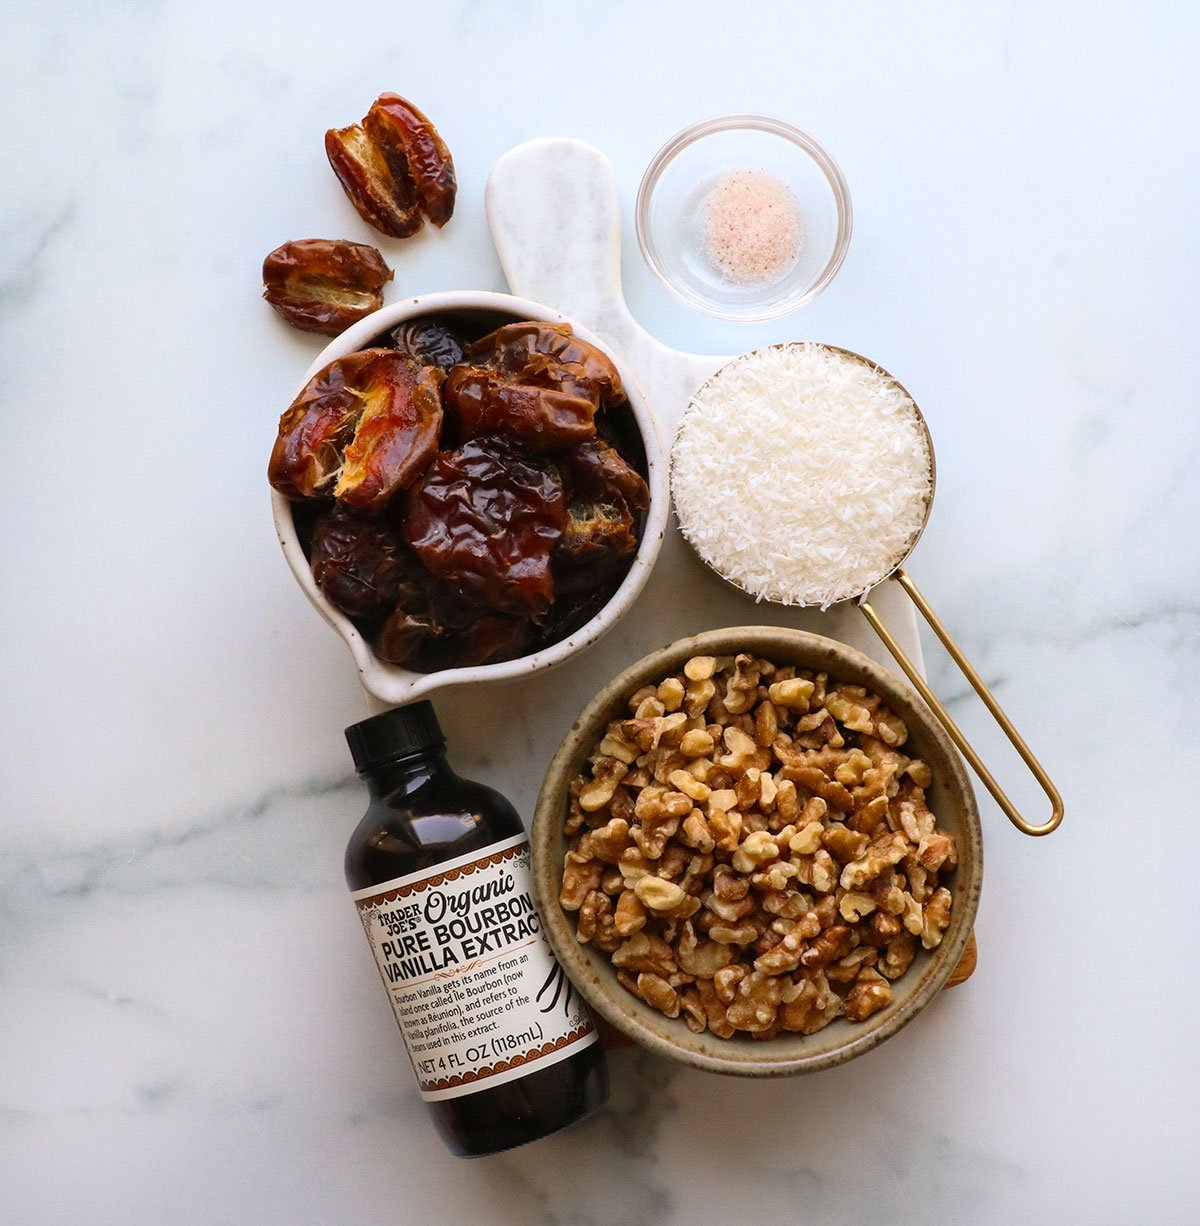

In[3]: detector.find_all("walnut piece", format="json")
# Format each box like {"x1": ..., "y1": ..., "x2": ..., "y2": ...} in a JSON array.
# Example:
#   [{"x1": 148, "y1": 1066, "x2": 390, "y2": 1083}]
[{"x1": 560, "y1": 653, "x2": 957, "y2": 1038}]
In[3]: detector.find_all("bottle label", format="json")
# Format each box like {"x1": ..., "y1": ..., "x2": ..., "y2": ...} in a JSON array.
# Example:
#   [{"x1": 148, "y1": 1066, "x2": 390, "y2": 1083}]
[{"x1": 351, "y1": 833, "x2": 597, "y2": 1101}]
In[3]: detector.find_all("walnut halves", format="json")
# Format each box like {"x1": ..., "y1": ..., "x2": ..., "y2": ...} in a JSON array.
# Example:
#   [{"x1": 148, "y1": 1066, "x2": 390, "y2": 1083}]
[{"x1": 560, "y1": 655, "x2": 958, "y2": 1040}]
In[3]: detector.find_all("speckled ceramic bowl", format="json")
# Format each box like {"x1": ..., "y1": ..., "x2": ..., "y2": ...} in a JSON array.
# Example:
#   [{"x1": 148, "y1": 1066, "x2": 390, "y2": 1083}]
[
  {"x1": 532, "y1": 627, "x2": 982, "y2": 1077},
  {"x1": 270, "y1": 291, "x2": 668, "y2": 707}
]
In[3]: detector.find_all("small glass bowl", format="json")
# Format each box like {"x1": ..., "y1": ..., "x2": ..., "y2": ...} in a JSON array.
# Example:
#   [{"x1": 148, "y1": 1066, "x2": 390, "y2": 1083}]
[{"x1": 635, "y1": 114, "x2": 852, "y2": 321}]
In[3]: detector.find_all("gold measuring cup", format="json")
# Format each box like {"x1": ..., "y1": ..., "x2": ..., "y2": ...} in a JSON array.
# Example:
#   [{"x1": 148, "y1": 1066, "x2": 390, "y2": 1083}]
[{"x1": 673, "y1": 343, "x2": 1063, "y2": 837}]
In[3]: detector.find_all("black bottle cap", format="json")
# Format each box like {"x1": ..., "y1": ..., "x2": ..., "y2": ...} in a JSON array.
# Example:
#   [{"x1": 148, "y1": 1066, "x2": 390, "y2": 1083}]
[{"x1": 345, "y1": 701, "x2": 445, "y2": 773}]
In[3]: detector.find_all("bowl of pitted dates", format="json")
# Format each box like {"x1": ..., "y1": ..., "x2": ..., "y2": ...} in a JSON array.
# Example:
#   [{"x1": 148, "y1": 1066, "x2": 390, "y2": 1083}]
[
  {"x1": 532, "y1": 626, "x2": 982, "y2": 1076},
  {"x1": 269, "y1": 292, "x2": 668, "y2": 705}
]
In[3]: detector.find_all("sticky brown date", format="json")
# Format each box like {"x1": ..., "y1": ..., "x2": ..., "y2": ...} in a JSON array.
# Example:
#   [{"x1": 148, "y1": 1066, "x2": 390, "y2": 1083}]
[
  {"x1": 466, "y1": 322, "x2": 626, "y2": 407},
  {"x1": 268, "y1": 349, "x2": 376, "y2": 499},
  {"x1": 365, "y1": 94, "x2": 456, "y2": 227},
  {"x1": 435, "y1": 612, "x2": 531, "y2": 668},
  {"x1": 443, "y1": 366, "x2": 597, "y2": 452},
  {"x1": 326, "y1": 123, "x2": 420, "y2": 238},
  {"x1": 373, "y1": 565, "x2": 532, "y2": 669},
  {"x1": 268, "y1": 349, "x2": 443, "y2": 512},
  {"x1": 558, "y1": 439, "x2": 650, "y2": 512},
  {"x1": 404, "y1": 439, "x2": 566, "y2": 616},
  {"x1": 389, "y1": 318, "x2": 465, "y2": 370},
  {"x1": 378, "y1": 606, "x2": 531, "y2": 671},
  {"x1": 326, "y1": 94, "x2": 455, "y2": 238},
  {"x1": 557, "y1": 497, "x2": 636, "y2": 569},
  {"x1": 262, "y1": 239, "x2": 392, "y2": 335},
  {"x1": 337, "y1": 357, "x2": 443, "y2": 512},
  {"x1": 552, "y1": 441, "x2": 648, "y2": 593},
  {"x1": 309, "y1": 502, "x2": 415, "y2": 621}
]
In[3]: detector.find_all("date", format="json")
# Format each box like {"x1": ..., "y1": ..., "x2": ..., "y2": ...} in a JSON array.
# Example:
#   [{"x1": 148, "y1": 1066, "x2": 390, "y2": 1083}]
[
  {"x1": 335, "y1": 355, "x2": 444, "y2": 511},
  {"x1": 364, "y1": 93, "x2": 456, "y2": 228},
  {"x1": 375, "y1": 606, "x2": 437, "y2": 665},
  {"x1": 466, "y1": 322, "x2": 625, "y2": 407},
  {"x1": 309, "y1": 502, "x2": 414, "y2": 621},
  {"x1": 268, "y1": 349, "x2": 442, "y2": 510},
  {"x1": 269, "y1": 349, "x2": 379, "y2": 499},
  {"x1": 325, "y1": 121, "x2": 421, "y2": 238},
  {"x1": 390, "y1": 318, "x2": 465, "y2": 370},
  {"x1": 553, "y1": 440, "x2": 648, "y2": 595},
  {"x1": 373, "y1": 569, "x2": 532, "y2": 669},
  {"x1": 558, "y1": 439, "x2": 650, "y2": 512},
  {"x1": 262, "y1": 239, "x2": 392, "y2": 335},
  {"x1": 326, "y1": 94, "x2": 455, "y2": 238},
  {"x1": 405, "y1": 439, "x2": 566, "y2": 616},
  {"x1": 443, "y1": 366, "x2": 596, "y2": 451},
  {"x1": 557, "y1": 497, "x2": 636, "y2": 571}
]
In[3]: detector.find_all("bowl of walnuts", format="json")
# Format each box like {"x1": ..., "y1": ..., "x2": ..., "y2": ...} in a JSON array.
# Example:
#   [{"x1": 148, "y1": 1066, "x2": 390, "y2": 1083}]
[
  {"x1": 268, "y1": 290, "x2": 668, "y2": 706},
  {"x1": 532, "y1": 626, "x2": 982, "y2": 1076}
]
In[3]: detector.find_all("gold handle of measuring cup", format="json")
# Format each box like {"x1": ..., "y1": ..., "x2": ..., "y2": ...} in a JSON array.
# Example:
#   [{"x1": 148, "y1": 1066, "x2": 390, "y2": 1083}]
[{"x1": 858, "y1": 569, "x2": 1063, "y2": 837}]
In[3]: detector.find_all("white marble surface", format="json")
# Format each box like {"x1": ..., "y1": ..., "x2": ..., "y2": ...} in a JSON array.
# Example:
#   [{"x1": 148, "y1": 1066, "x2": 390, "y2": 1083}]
[{"x1": 1, "y1": 2, "x2": 1197, "y2": 1222}]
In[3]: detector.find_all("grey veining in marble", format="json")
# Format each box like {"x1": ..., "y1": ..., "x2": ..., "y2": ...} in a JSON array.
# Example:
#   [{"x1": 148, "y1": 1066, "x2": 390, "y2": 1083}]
[{"x1": 1, "y1": 2, "x2": 1197, "y2": 1223}]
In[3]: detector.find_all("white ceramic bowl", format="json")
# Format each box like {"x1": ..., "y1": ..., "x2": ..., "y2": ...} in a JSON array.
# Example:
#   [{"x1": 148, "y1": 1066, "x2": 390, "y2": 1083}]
[{"x1": 270, "y1": 291, "x2": 669, "y2": 707}]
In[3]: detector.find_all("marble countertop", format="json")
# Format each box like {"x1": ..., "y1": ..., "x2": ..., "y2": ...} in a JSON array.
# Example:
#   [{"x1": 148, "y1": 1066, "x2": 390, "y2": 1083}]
[{"x1": 2, "y1": 2, "x2": 1196, "y2": 1222}]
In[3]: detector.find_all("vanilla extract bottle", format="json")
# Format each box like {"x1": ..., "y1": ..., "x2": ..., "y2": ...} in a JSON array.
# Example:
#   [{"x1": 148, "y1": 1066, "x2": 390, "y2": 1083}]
[{"x1": 344, "y1": 701, "x2": 608, "y2": 1157}]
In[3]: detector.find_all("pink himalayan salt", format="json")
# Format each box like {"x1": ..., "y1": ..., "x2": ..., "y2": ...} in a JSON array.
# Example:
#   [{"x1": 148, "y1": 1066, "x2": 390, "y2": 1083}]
[{"x1": 702, "y1": 169, "x2": 803, "y2": 285}]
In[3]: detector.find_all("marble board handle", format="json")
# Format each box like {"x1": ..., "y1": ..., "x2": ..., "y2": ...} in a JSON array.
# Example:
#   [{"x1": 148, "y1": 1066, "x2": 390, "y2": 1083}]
[{"x1": 486, "y1": 137, "x2": 725, "y2": 428}]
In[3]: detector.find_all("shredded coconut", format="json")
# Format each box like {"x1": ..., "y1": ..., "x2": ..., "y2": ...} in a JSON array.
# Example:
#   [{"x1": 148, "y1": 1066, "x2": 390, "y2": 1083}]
[
  {"x1": 702, "y1": 169, "x2": 803, "y2": 285},
  {"x1": 671, "y1": 343, "x2": 933, "y2": 609}
]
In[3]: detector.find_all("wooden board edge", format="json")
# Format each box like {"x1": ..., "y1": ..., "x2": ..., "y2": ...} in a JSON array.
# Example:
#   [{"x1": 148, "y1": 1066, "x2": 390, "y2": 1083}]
[{"x1": 945, "y1": 931, "x2": 978, "y2": 988}]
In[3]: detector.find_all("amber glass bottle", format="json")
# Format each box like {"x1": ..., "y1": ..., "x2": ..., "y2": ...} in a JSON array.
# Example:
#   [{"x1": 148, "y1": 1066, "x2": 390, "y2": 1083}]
[{"x1": 344, "y1": 701, "x2": 608, "y2": 1157}]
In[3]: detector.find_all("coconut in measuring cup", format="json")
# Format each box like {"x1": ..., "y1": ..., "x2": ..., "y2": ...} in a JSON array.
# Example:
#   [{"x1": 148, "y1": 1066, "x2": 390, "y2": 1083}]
[
  {"x1": 344, "y1": 701, "x2": 608, "y2": 1157},
  {"x1": 670, "y1": 340, "x2": 1063, "y2": 836}
]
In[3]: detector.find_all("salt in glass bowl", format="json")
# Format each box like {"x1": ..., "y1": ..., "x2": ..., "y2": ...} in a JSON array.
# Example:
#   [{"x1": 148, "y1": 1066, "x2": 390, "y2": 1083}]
[{"x1": 635, "y1": 114, "x2": 852, "y2": 322}]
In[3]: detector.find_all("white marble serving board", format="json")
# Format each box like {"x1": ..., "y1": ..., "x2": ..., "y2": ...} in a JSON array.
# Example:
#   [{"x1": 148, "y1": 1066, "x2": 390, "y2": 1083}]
[{"x1": 486, "y1": 137, "x2": 927, "y2": 676}]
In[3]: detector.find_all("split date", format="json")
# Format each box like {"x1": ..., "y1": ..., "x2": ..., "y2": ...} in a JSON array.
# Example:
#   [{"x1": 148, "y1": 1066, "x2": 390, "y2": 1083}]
[{"x1": 326, "y1": 93, "x2": 456, "y2": 238}]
